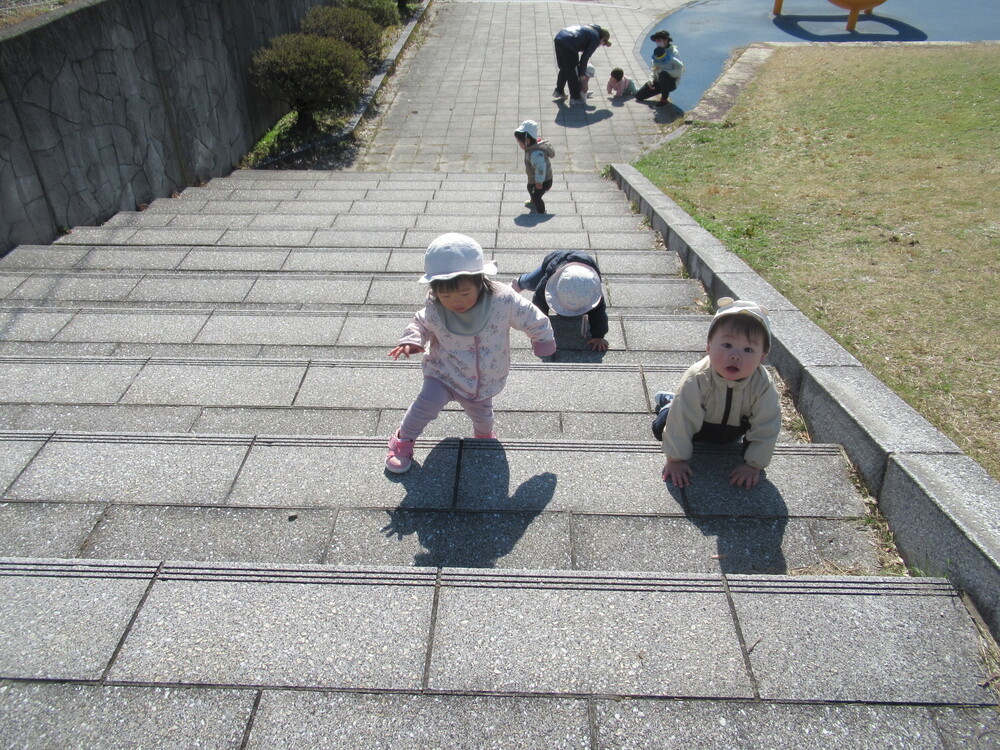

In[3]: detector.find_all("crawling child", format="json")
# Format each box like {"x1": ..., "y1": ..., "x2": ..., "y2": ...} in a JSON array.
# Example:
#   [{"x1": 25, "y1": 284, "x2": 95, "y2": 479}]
[{"x1": 655, "y1": 298, "x2": 781, "y2": 489}]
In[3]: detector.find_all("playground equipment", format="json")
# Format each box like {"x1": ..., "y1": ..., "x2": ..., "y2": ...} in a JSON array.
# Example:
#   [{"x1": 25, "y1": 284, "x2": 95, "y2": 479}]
[{"x1": 772, "y1": 0, "x2": 890, "y2": 31}]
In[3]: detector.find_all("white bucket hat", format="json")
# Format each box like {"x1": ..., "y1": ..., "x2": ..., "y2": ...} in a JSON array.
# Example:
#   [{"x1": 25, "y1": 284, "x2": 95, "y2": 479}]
[
  {"x1": 709, "y1": 297, "x2": 772, "y2": 349},
  {"x1": 544, "y1": 262, "x2": 603, "y2": 317},
  {"x1": 420, "y1": 233, "x2": 498, "y2": 283},
  {"x1": 514, "y1": 120, "x2": 539, "y2": 140}
]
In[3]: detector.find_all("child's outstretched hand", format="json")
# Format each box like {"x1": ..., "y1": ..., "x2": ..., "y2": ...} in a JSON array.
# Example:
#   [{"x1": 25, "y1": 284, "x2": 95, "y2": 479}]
[
  {"x1": 388, "y1": 344, "x2": 424, "y2": 360},
  {"x1": 662, "y1": 459, "x2": 692, "y2": 487},
  {"x1": 586, "y1": 337, "x2": 609, "y2": 352},
  {"x1": 729, "y1": 463, "x2": 760, "y2": 489}
]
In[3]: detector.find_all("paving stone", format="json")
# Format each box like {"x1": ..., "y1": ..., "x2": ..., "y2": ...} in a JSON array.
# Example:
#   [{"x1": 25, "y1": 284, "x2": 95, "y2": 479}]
[
  {"x1": 0, "y1": 438, "x2": 46, "y2": 492},
  {"x1": 196, "y1": 313, "x2": 345, "y2": 346},
  {"x1": 592, "y1": 699, "x2": 954, "y2": 749},
  {"x1": 7, "y1": 439, "x2": 248, "y2": 504},
  {"x1": 77, "y1": 247, "x2": 191, "y2": 270},
  {"x1": 217, "y1": 229, "x2": 315, "y2": 247},
  {"x1": 329, "y1": 507, "x2": 572, "y2": 569},
  {"x1": 245, "y1": 277, "x2": 369, "y2": 305},
  {"x1": 5, "y1": 275, "x2": 139, "y2": 301},
  {"x1": 457, "y1": 441, "x2": 676, "y2": 514},
  {"x1": 366, "y1": 277, "x2": 438, "y2": 306},
  {"x1": 0, "y1": 683, "x2": 254, "y2": 750},
  {"x1": 500, "y1": 367, "x2": 647, "y2": 412},
  {"x1": 375, "y1": 408, "x2": 562, "y2": 440},
  {"x1": 113, "y1": 343, "x2": 263, "y2": 359},
  {"x1": 81, "y1": 505, "x2": 336, "y2": 564},
  {"x1": 573, "y1": 515, "x2": 835, "y2": 574},
  {"x1": 680, "y1": 446, "x2": 867, "y2": 518},
  {"x1": 177, "y1": 248, "x2": 289, "y2": 271},
  {"x1": 0, "y1": 341, "x2": 116, "y2": 357},
  {"x1": 0, "y1": 361, "x2": 142, "y2": 403},
  {"x1": 0, "y1": 273, "x2": 30, "y2": 297},
  {"x1": 227, "y1": 440, "x2": 459, "y2": 509},
  {"x1": 0, "y1": 247, "x2": 90, "y2": 269},
  {"x1": 429, "y1": 571, "x2": 751, "y2": 697},
  {"x1": 121, "y1": 363, "x2": 306, "y2": 407},
  {"x1": 109, "y1": 567, "x2": 436, "y2": 689},
  {"x1": 0, "y1": 309, "x2": 75, "y2": 340},
  {"x1": 191, "y1": 406, "x2": 378, "y2": 436},
  {"x1": 53, "y1": 311, "x2": 209, "y2": 343},
  {"x1": 0, "y1": 501, "x2": 104, "y2": 557},
  {"x1": 622, "y1": 317, "x2": 710, "y2": 351},
  {"x1": 0, "y1": 563, "x2": 151, "y2": 679},
  {"x1": 295, "y1": 363, "x2": 426, "y2": 410},
  {"x1": 246, "y1": 691, "x2": 589, "y2": 750},
  {"x1": 608, "y1": 279, "x2": 704, "y2": 309},
  {"x1": 729, "y1": 576, "x2": 992, "y2": 704},
  {"x1": 127, "y1": 276, "x2": 255, "y2": 303},
  {"x1": 282, "y1": 249, "x2": 391, "y2": 272}
]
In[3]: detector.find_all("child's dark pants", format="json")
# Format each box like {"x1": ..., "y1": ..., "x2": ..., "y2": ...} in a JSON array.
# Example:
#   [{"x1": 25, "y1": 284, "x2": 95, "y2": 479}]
[{"x1": 528, "y1": 179, "x2": 553, "y2": 213}]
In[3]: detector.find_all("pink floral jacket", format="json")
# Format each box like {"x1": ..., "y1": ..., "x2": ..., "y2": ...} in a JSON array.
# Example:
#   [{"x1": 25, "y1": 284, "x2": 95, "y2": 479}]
[{"x1": 399, "y1": 285, "x2": 556, "y2": 401}]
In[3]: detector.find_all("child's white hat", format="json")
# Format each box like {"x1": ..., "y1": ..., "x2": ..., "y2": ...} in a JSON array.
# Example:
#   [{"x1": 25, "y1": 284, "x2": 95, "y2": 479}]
[
  {"x1": 514, "y1": 120, "x2": 539, "y2": 140},
  {"x1": 709, "y1": 297, "x2": 772, "y2": 348},
  {"x1": 585, "y1": 64, "x2": 596, "y2": 77},
  {"x1": 544, "y1": 262, "x2": 603, "y2": 317},
  {"x1": 420, "y1": 233, "x2": 497, "y2": 283}
]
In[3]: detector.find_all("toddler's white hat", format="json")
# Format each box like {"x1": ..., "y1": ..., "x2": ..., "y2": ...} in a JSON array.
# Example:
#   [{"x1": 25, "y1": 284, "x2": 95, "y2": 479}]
[
  {"x1": 514, "y1": 120, "x2": 539, "y2": 140},
  {"x1": 420, "y1": 233, "x2": 497, "y2": 283},
  {"x1": 585, "y1": 64, "x2": 596, "y2": 78},
  {"x1": 709, "y1": 297, "x2": 772, "y2": 348},
  {"x1": 545, "y1": 262, "x2": 603, "y2": 317}
]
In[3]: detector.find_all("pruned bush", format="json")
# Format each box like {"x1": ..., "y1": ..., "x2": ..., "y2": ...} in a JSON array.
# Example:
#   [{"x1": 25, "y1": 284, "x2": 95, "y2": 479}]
[
  {"x1": 302, "y1": 6, "x2": 384, "y2": 65},
  {"x1": 325, "y1": 0, "x2": 399, "y2": 29},
  {"x1": 250, "y1": 33, "x2": 368, "y2": 128}
]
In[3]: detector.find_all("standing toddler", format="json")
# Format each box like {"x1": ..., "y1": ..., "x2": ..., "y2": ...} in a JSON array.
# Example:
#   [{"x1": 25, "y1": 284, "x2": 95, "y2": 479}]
[
  {"x1": 514, "y1": 120, "x2": 555, "y2": 214},
  {"x1": 386, "y1": 233, "x2": 556, "y2": 473}
]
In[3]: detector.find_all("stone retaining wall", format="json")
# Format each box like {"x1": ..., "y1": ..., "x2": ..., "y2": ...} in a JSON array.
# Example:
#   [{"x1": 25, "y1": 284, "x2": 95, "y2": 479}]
[{"x1": 0, "y1": 0, "x2": 325, "y2": 254}]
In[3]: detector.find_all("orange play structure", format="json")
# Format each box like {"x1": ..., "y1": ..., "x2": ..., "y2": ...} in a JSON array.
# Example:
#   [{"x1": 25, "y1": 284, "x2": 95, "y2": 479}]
[{"x1": 772, "y1": 0, "x2": 890, "y2": 31}]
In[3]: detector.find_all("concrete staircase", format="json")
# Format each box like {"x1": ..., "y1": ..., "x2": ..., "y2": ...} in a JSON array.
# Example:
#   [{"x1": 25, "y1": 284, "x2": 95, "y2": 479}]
[{"x1": 0, "y1": 171, "x2": 996, "y2": 747}]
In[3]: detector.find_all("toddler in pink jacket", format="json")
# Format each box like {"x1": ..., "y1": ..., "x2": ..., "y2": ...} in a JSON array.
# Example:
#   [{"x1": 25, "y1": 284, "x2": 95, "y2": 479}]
[{"x1": 385, "y1": 233, "x2": 556, "y2": 473}]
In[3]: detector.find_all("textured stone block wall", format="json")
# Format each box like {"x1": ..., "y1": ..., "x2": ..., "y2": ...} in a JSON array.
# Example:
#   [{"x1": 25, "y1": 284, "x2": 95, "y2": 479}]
[{"x1": 0, "y1": 0, "x2": 325, "y2": 254}]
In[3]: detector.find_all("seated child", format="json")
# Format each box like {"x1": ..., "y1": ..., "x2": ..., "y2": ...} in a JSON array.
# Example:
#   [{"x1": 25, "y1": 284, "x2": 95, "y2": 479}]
[
  {"x1": 654, "y1": 298, "x2": 780, "y2": 489},
  {"x1": 580, "y1": 63, "x2": 596, "y2": 97},
  {"x1": 606, "y1": 67, "x2": 637, "y2": 98},
  {"x1": 511, "y1": 250, "x2": 609, "y2": 352}
]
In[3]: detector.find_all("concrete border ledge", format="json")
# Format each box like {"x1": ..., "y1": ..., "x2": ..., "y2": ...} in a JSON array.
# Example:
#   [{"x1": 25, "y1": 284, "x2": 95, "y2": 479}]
[{"x1": 610, "y1": 162, "x2": 1000, "y2": 637}]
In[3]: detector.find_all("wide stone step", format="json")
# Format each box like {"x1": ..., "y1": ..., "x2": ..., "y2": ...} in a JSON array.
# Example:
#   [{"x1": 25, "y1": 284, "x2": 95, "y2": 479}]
[
  {"x1": 50, "y1": 225, "x2": 660, "y2": 251},
  {"x1": 0, "y1": 559, "x2": 992, "y2": 708},
  {"x1": 0, "y1": 270, "x2": 698, "y2": 310},
  {"x1": 1, "y1": 434, "x2": 874, "y2": 573},
  {"x1": 0, "y1": 245, "x2": 681, "y2": 275},
  {"x1": 2, "y1": 682, "x2": 995, "y2": 749},
  {"x1": 0, "y1": 310, "x2": 708, "y2": 366}
]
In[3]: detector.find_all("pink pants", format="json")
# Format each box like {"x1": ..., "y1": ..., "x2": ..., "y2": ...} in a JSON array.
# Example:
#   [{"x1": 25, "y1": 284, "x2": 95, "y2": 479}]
[{"x1": 399, "y1": 377, "x2": 495, "y2": 440}]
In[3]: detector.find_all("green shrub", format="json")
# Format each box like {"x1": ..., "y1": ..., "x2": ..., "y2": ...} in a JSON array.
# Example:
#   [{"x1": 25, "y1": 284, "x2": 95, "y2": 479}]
[
  {"x1": 250, "y1": 33, "x2": 368, "y2": 128},
  {"x1": 325, "y1": 0, "x2": 399, "y2": 28},
  {"x1": 302, "y1": 6, "x2": 384, "y2": 65}
]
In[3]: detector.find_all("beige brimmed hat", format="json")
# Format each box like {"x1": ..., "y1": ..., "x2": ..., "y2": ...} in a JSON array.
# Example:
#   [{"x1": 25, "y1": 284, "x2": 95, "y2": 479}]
[
  {"x1": 420, "y1": 233, "x2": 497, "y2": 283},
  {"x1": 708, "y1": 297, "x2": 772, "y2": 348},
  {"x1": 544, "y1": 262, "x2": 603, "y2": 317}
]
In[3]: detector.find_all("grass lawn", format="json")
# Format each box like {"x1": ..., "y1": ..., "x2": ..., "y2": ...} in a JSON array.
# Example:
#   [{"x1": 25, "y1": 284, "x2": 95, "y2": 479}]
[{"x1": 635, "y1": 43, "x2": 999, "y2": 481}]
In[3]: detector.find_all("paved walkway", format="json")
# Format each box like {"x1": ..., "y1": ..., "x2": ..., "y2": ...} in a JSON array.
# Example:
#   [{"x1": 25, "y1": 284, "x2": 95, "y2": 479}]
[{"x1": 0, "y1": 1, "x2": 997, "y2": 747}]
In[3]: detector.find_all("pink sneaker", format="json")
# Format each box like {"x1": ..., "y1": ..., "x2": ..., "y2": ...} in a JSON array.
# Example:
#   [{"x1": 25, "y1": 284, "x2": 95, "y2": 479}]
[{"x1": 385, "y1": 430, "x2": 415, "y2": 473}]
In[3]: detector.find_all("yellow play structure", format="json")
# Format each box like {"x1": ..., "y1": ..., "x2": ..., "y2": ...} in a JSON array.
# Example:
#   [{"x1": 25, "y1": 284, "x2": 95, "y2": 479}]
[{"x1": 772, "y1": 0, "x2": 890, "y2": 31}]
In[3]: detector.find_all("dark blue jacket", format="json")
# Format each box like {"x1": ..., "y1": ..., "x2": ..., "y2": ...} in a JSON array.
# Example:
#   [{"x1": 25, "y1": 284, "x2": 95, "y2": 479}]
[
  {"x1": 553, "y1": 25, "x2": 606, "y2": 77},
  {"x1": 515, "y1": 250, "x2": 609, "y2": 339}
]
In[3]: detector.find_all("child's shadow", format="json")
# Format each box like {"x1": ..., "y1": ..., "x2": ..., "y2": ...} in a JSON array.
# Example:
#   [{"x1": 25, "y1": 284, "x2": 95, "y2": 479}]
[
  {"x1": 513, "y1": 212, "x2": 554, "y2": 227},
  {"x1": 382, "y1": 442, "x2": 556, "y2": 568},
  {"x1": 548, "y1": 315, "x2": 606, "y2": 363},
  {"x1": 665, "y1": 446, "x2": 789, "y2": 574}
]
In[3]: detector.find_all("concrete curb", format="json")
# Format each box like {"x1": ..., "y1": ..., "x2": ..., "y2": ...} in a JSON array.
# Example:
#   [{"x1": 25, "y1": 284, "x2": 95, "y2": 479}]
[{"x1": 610, "y1": 162, "x2": 1000, "y2": 637}]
